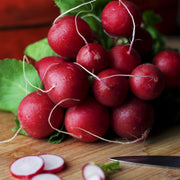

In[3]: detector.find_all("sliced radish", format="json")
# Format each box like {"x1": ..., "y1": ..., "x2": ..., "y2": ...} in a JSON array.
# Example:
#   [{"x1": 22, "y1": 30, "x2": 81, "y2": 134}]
[
  {"x1": 31, "y1": 173, "x2": 62, "y2": 180},
  {"x1": 82, "y1": 163, "x2": 105, "y2": 180},
  {"x1": 39, "y1": 154, "x2": 65, "y2": 173},
  {"x1": 86, "y1": 174, "x2": 104, "y2": 180},
  {"x1": 9, "y1": 156, "x2": 44, "y2": 179}
]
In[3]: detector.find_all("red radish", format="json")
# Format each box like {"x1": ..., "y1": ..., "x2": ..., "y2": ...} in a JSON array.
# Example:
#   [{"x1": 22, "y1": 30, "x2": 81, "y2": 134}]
[
  {"x1": 43, "y1": 62, "x2": 89, "y2": 108},
  {"x1": 133, "y1": 27, "x2": 153, "y2": 57},
  {"x1": 101, "y1": 0, "x2": 142, "y2": 37},
  {"x1": 153, "y1": 50, "x2": 180, "y2": 88},
  {"x1": 109, "y1": 44, "x2": 141, "y2": 74},
  {"x1": 64, "y1": 97, "x2": 110, "y2": 142},
  {"x1": 9, "y1": 156, "x2": 44, "y2": 179},
  {"x1": 39, "y1": 154, "x2": 65, "y2": 173},
  {"x1": 31, "y1": 173, "x2": 62, "y2": 180},
  {"x1": 76, "y1": 43, "x2": 110, "y2": 74},
  {"x1": 129, "y1": 63, "x2": 165, "y2": 100},
  {"x1": 48, "y1": 15, "x2": 92, "y2": 59},
  {"x1": 82, "y1": 163, "x2": 105, "y2": 180},
  {"x1": 17, "y1": 90, "x2": 64, "y2": 138},
  {"x1": 35, "y1": 56, "x2": 67, "y2": 80},
  {"x1": 93, "y1": 68, "x2": 129, "y2": 107},
  {"x1": 111, "y1": 96, "x2": 155, "y2": 139}
]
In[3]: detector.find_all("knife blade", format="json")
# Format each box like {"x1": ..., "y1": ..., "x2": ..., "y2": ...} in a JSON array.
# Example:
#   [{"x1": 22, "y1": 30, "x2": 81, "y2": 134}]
[{"x1": 110, "y1": 155, "x2": 180, "y2": 169}]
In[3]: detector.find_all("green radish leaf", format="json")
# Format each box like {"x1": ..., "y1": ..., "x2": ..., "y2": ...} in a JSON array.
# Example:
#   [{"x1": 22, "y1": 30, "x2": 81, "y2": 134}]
[
  {"x1": 54, "y1": 0, "x2": 110, "y2": 17},
  {"x1": 54, "y1": 0, "x2": 92, "y2": 16},
  {"x1": 0, "y1": 59, "x2": 43, "y2": 115},
  {"x1": 48, "y1": 124, "x2": 66, "y2": 144},
  {"x1": 24, "y1": 38, "x2": 58, "y2": 61},
  {"x1": 48, "y1": 131, "x2": 66, "y2": 144},
  {"x1": 143, "y1": 10, "x2": 166, "y2": 55},
  {"x1": 12, "y1": 118, "x2": 29, "y2": 136}
]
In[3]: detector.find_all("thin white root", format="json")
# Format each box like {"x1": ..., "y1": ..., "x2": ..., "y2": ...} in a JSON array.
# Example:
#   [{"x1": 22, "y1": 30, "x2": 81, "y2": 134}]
[
  {"x1": 74, "y1": 1, "x2": 95, "y2": 50},
  {"x1": 82, "y1": 13, "x2": 101, "y2": 22},
  {"x1": 72, "y1": 127, "x2": 150, "y2": 144},
  {"x1": 74, "y1": 62, "x2": 101, "y2": 81},
  {"x1": 118, "y1": 0, "x2": 136, "y2": 54},
  {"x1": 0, "y1": 127, "x2": 22, "y2": 144},
  {"x1": 53, "y1": 0, "x2": 96, "y2": 24},
  {"x1": 48, "y1": 98, "x2": 81, "y2": 139},
  {"x1": 74, "y1": 62, "x2": 111, "y2": 88},
  {"x1": 23, "y1": 55, "x2": 55, "y2": 93},
  {"x1": 101, "y1": 74, "x2": 155, "y2": 80}
]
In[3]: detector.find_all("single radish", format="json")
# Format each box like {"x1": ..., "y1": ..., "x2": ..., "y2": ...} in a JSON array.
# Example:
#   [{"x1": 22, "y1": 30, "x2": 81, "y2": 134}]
[
  {"x1": 153, "y1": 50, "x2": 180, "y2": 88},
  {"x1": 43, "y1": 62, "x2": 89, "y2": 107},
  {"x1": 93, "y1": 68, "x2": 129, "y2": 107},
  {"x1": 76, "y1": 43, "x2": 110, "y2": 74},
  {"x1": 101, "y1": 0, "x2": 142, "y2": 37},
  {"x1": 17, "y1": 90, "x2": 64, "y2": 138},
  {"x1": 82, "y1": 163, "x2": 105, "y2": 180},
  {"x1": 129, "y1": 63, "x2": 165, "y2": 100},
  {"x1": 39, "y1": 154, "x2": 65, "y2": 173},
  {"x1": 111, "y1": 96, "x2": 155, "y2": 139},
  {"x1": 35, "y1": 56, "x2": 67, "y2": 80},
  {"x1": 48, "y1": 15, "x2": 92, "y2": 59},
  {"x1": 31, "y1": 173, "x2": 62, "y2": 180},
  {"x1": 133, "y1": 27, "x2": 153, "y2": 57},
  {"x1": 109, "y1": 44, "x2": 141, "y2": 74},
  {"x1": 9, "y1": 156, "x2": 44, "y2": 179},
  {"x1": 64, "y1": 97, "x2": 110, "y2": 142}
]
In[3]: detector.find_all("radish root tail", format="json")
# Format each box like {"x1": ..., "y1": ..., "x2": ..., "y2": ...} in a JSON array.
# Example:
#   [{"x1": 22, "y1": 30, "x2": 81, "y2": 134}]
[
  {"x1": 23, "y1": 55, "x2": 55, "y2": 93},
  {"x1": 48, "y1": 98, "x2": 81, "y2": 139},
  {"x1": 0, "y1": 127, "x2": 22, "y2": 144},
  {"x1": 72, "y1": 127, "x2": 150, "y2": 144},
  {"x1": 118, "y1": 0, "x2": 136, "y2": 54}
]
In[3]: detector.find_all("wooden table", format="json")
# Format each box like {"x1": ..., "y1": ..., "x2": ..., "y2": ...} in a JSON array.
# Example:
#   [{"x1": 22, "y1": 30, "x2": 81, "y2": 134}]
[{"x1": 0, "y1": 38, "x2": 180, "y2": 180}]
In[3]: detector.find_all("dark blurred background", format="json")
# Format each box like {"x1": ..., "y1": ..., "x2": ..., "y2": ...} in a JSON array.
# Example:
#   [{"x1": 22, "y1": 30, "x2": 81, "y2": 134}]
[{"x1": 0, "y1": 0, "x2": 179, "y2": 60}]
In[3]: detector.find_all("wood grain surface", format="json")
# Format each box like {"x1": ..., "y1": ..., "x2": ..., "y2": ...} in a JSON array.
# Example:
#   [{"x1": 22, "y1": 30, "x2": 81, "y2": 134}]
[{"x1": 0, "y1": 111, "x2": 180, "y2": 180}]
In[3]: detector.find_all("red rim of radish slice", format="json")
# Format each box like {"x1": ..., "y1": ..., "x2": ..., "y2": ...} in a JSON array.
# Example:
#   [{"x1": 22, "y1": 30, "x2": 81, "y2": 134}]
[
  {"x1": 9, "y1": 155, "x2": 44, "y2": 179},
  {"x1": 82, "y1": 163, "x2": 105, "y2": 180},
  {"x1": 31, "y1": 173, "x2": 62, "y2": 180},
  {"x1": 39, "y1": 154, "x2": 65, "y2": 173}
]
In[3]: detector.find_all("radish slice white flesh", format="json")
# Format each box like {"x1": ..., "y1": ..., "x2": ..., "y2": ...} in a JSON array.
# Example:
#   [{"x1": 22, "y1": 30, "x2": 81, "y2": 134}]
[
  {"x1": 39, "y1": 154, "x2": 65, "y2": 173},
  {"x1": 82, "y1": 163, "x2": 105, "y2": 180},
  {"x1": 31, "y1": 173, "x2": 62, "y2": 180},
  {"x1": 9, "y1": 156, "x2": 44, "y2": 179},
  {"x1": 86, "y1": 174, "x2": 103, "y2": 180}
]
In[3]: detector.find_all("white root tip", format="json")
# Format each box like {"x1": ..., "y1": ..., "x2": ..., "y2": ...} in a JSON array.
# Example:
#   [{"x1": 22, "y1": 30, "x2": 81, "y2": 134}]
[
  {"x1": 0, "y1": 127, "x2": 22, "y2": 144},
  {"x1": 72, "y1": 127, "x2": 150, "y2": 145}
]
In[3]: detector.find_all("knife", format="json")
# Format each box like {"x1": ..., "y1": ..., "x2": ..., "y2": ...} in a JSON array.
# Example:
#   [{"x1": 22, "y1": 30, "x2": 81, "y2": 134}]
[{"x1": 110, "y1": 155, "x2": 180, "y2": 169}]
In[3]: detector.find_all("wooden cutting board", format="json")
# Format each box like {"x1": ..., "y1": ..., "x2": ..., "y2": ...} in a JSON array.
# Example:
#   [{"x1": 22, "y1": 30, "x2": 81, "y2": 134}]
[{"x1": 0, "y1": 111, "x2": 180, "y2": 180}]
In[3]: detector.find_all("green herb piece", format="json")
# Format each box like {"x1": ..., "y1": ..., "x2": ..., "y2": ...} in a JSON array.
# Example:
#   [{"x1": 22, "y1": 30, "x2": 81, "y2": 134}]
[
  {"x1": 24, "y1": 38, "x2": 58, "y2": 61},
  {"x1": 92, "y1": 161, "x2": 120, "y2": 177},
  {"x1": 0, "y1": 59, "x2": 42, "y2": 115}
]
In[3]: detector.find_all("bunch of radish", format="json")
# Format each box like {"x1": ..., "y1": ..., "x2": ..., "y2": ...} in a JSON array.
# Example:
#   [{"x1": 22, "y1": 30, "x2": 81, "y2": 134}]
[{"x1": 17, "y1": 0, "x2": 180, "y2": 143}]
